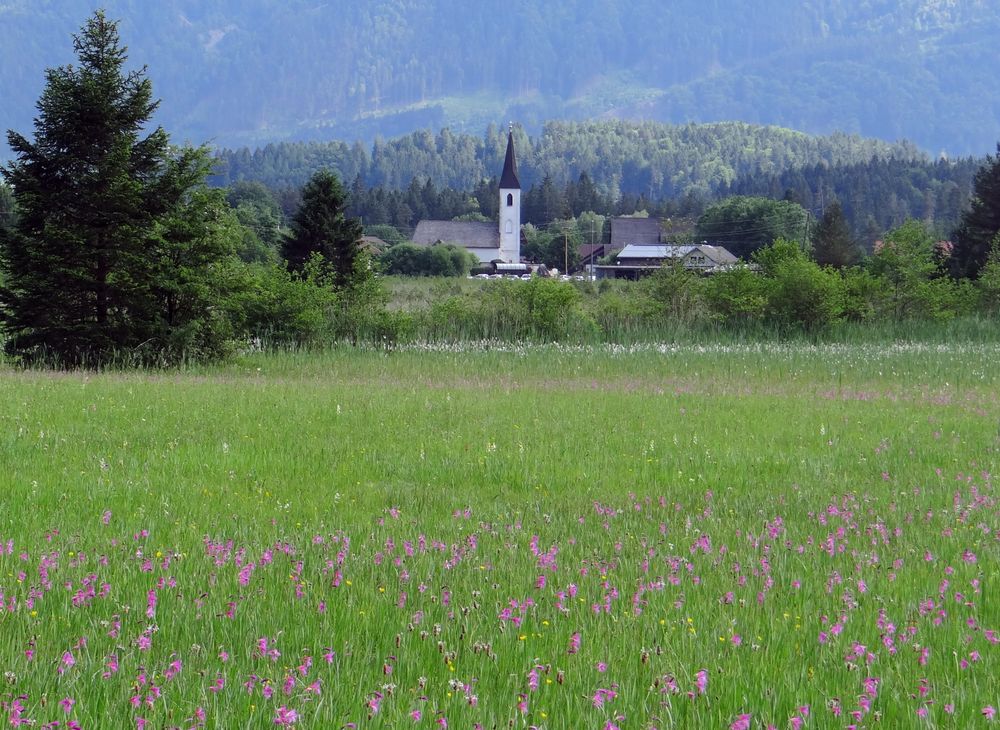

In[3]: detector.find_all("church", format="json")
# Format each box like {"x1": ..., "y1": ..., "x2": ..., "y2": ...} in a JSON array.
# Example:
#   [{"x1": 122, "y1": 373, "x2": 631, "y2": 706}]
[{"x1": 411, "y1": 129, "x2": 521, "y2": 264}]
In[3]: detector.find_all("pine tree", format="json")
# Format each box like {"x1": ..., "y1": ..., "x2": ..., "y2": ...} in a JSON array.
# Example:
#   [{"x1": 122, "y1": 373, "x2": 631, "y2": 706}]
[
  {"x1": 951, "y1": 144, "x2": 1000, "y2": 279},
  {"x1": 0, "y1": 11, "x2": 230, "y2": 366},
  {"x1": 282, "y1": 169, "x2": 364, "y2": 289},
  {"x1": 812, "y1": 201, "x2": 861, "y2": 268}
]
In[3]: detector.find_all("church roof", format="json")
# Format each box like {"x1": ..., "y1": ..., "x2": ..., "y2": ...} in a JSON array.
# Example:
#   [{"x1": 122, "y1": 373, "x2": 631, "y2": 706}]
[
  {"x1": 499, "y1": 131, "x2": 521, "y2": 189},
  {"x1": 609, "y1": 217, "x2": 662, "y2": 247},
  {"x1": 412, "y1": 220, "x2": 500, "y2": 249}
]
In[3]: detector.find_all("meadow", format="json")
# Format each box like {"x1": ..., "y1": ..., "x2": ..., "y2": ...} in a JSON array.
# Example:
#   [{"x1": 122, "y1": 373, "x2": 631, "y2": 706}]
[{"x1": 0, "y1": 342, "x2": 997, "y2": 728}]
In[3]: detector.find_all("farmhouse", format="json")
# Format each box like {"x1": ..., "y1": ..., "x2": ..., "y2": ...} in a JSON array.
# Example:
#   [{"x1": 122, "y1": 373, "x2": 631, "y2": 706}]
[
  {"x1": 595, "y1": 243, "x2": 738, "y2": 279},
  {"x1": 578, "y1": 217, "x2": 664, "y2": 274},
  {"x1": 411, "y1": 129, "x2": 522, "y2": 264}
]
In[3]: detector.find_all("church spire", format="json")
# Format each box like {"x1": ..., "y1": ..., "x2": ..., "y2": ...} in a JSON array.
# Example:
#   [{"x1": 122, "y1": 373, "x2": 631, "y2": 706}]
[{"x1": 499, "y1": 128, "x2": 520, "y2": 190}]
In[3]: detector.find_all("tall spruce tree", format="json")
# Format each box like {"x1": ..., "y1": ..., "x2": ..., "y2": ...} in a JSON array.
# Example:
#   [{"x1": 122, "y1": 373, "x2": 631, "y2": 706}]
[
  {"x1": 951, "y1": 144, "x2": 1000, "y2": 279},
  {"x1": 0, "y1": 11, "x2": 229, "y2": 366},
  {"x1": 282, "y1": 169, "x2": 363, "y2": 289},
  {"x1": 812, "y1": 201, "x2": 861, "y2": 268}
]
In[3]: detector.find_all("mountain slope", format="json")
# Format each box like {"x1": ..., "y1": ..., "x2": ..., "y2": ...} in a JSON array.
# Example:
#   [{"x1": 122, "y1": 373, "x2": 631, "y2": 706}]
[{"x1": 2, "y1": 1, "x2": 999, "y2": 154}]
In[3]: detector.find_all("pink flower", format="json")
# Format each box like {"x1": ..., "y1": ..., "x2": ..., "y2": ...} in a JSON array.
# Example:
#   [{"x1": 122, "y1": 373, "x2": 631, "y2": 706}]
[
  {"x1": 984, "y1": 706, "x2": 997, "y2": 721},
  {"x1": 695, "y1": 669, "x2": 708, "y2": 695},
  {"x1": 59, "y1": 697, "x2": 75, "y2": 714},
  {"x1": 273, "y1": 706, "x2": 298, "y2": 725},
  {"x1": 730, "y1": 713, "x2": 752, "y2": 730},
  {"x1": 567, "y1": 632, "x2": 581, "y2": 654}
]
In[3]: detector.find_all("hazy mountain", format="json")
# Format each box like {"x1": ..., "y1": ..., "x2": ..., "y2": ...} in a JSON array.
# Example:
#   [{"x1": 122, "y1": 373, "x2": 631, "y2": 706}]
[{"x1": 2, "y1": 1, "x2": 999, "y2": 156}]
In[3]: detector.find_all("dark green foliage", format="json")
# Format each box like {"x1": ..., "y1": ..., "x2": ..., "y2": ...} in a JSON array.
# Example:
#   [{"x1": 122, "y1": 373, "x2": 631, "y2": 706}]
[
  {"x1": 0, "y1": 183, "x2": 14, "y2": 231},
  {"x1": 282, "y1": 170, "x2": 363, "y2": 289},
  {"x1": 729, "y1": 156, "x2": 978, "y2": 247},
  {"x1": 0, "y1": 11, "x2": 233, "y2": 366},
  {"x1": 522, "y1": 223, "x2": 581, "y2": 272},
  {"x1": 380, "y1": 244, "x2": 476, "y2": 277},
  {"x1": 696, "y1": 197, "x2": 811, "y2": 259},
  {"x1": 811, "y1": 201, "x2": 862, "y2": 268},
  {"x1": 976, "y1": 234, "x2": 1000, "y2": 314},
  {"x1": 951, "y1": 144, "x2": 1000, "y2": 279}
]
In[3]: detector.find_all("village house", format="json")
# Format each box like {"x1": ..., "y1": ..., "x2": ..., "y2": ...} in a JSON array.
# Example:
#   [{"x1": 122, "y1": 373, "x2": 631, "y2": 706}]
[{"x1": 595, "y1": 243, "x2": 739, "y2": 279}]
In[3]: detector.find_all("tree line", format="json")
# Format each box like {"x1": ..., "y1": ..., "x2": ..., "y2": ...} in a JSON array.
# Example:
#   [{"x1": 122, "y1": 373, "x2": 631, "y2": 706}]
[{"x1": 211, "y1": 123, "x2": 979, "y2": 243}]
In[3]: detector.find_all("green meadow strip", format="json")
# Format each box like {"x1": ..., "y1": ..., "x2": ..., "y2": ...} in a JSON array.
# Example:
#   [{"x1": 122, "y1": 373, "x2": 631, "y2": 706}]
[{"x1": 0, "y1": 343, "x2": 997, "y2": 728}]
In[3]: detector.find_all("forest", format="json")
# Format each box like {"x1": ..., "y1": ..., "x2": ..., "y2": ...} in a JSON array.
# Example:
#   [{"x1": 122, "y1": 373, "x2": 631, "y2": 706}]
[{"x1": 210, "y1": 121, "x2": 981, "y2": 244}]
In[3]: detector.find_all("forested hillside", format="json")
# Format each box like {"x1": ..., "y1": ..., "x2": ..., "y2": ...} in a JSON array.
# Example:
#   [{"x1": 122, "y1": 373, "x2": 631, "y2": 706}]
[
  {"x1": 210, "y1": 121, "x2": 978, "y2": 240},
  {"x1": 2, "y1": 1, "x2": 999, "y2": 154}
]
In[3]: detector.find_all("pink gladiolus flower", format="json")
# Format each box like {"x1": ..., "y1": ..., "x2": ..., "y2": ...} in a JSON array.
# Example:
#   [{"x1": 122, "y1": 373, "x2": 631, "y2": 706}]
[
  {"x1": 273, "y1": 706, "x2": 298, "y2": 725},
  {"x1": 695, "y1": 669, "x2": 708, "y2": 695},
  {"x1": 567, "y1": 632, "x2": 581, "y2": 654},
  {"x1": 59, "y1": 697, "x2": 75, "y2": 714},
  {"x1": 730, "y1": 713, "x2": 751, "y2": 730},
  {"x1": 984, "y1": 706, "x2": 997, "y2": 720}
]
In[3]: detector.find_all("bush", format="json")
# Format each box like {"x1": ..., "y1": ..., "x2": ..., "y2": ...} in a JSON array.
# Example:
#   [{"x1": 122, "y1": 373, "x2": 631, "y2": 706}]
[
  {"x1": 380, "y1": 243, "x2": 476, "y2": 277},
  {"x1": 703, "y1": 266, "x2": 768, "y2": 324},
  {"x1": 221, "y1": 260, "x2": 338, "y2": 348},
  {"x1": 756, "y1": 240, "x2": 844, "y2": 329}
]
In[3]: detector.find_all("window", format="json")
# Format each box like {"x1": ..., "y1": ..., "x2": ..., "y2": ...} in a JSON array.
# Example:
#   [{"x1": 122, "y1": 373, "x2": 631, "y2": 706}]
[
  {"x1": 505, "y1": 220, "x2": 513, "y2": 234},
  {"x1": 507, "y1": 193, "x2": 513, "y2": 207}
]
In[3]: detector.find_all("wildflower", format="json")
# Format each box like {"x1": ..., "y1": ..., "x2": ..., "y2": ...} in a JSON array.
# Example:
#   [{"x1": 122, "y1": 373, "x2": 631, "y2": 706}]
[
  {"x1": 984, "y1": 706, "x2": 996, "y2": 721},
  {"x1": 695, "y1": 669, "x2": 708, "y2": 695},
  {"x1": 730, "y1": 714, "x2": 752, "y2": 730},
  {"x1": 59, "y1": 697, "x2": 75, "y2": 714},
  {"x1": 567, "y1": 632, "x2": 581, "y2": 654},
  {"x1": 273, "y1": 706, "x2": 298, "y2": 725}
]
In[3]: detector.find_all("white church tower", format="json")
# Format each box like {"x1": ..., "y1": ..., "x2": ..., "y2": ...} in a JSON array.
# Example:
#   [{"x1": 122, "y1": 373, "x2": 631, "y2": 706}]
[{"x1": 498, "y1": 127, "x2": 521, "y2": 263}]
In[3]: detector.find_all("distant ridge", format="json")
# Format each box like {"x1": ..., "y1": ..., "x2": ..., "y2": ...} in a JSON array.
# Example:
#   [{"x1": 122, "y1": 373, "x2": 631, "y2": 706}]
[{"x1": 2, "y1": 1, "x2": 1000, "y2": 156}]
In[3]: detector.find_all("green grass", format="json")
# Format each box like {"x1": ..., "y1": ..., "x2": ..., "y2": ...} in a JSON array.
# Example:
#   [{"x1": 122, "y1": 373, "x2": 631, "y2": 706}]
[{"x1": 0, "y1": 343, "x2": 997, "y2": 727}]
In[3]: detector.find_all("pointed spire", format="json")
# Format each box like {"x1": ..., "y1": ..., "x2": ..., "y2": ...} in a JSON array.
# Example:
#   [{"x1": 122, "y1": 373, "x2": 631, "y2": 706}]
[{"x1": 500, "y1": 127, "x2": 521, "y2": 190}]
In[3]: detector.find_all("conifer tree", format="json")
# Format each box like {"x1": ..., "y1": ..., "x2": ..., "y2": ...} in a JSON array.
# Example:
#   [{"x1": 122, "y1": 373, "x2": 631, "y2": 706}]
[
  {"x1": 951, "y1": 144, "x2": 1000, "y2": 279},
  {"x1": 282, "y1": 169, "x2": 364, "y2": 289},
  {"x1": 0, "y1": 11, "x2": 230, "y2": 366},
  {"x1": 812, "y1": 201, "x2": 861, "y2": 268}
]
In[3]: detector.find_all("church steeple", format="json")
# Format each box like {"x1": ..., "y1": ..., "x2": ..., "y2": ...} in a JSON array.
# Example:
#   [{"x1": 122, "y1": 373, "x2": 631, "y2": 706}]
[
  {"x1": 498, "y1": 127, "x2": 522, "y2": 263},
  {"x1": 499, "y1": 128, "x2": 521, "y2": 190}
]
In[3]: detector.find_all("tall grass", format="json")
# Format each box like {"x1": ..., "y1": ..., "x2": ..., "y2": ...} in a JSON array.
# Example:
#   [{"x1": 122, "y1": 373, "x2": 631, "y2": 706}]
[{"x1": 0, "y1": 344, "x2": 997, "y2": 727}]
